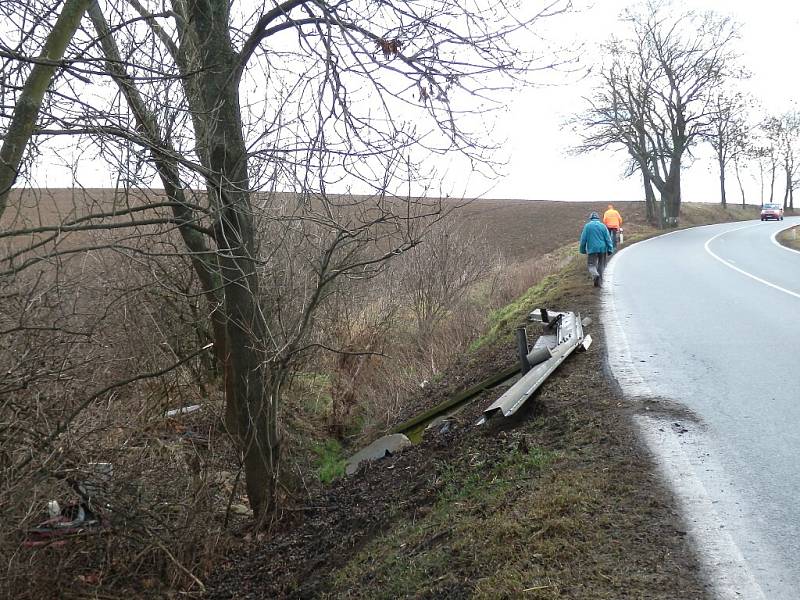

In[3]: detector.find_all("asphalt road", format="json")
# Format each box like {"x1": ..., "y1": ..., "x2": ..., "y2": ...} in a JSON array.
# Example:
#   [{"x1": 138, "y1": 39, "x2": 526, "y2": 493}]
[{"x1": 604, "y1": 217, "x2": 800, "y2": 600}]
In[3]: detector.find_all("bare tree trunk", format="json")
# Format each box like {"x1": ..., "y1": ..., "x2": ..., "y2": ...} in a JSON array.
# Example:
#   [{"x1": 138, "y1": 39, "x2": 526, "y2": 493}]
[
  {"x1": 734, "y1": 159, "x2": 746, "y2": 207},
  {"x1": 643, "y1": 168, "x2": 658, "y2": 224},
  {"x1": 0, "y1": 0, "x2": 91, "y2": 217},
  {"x1": 783, "y1": 164, "x2": 791, "y2": 210},
  {"x1": 186, "y1": 0, "x2": 277, "y2": 519},
  {"x1": 660, "y1": 189, "x2": 678, "y2": 226},
  {"x1": 719, "y1": 156, "x2": 727, "y2": 208},
  {"x1": 770, "y1": 163, "x2": 776, "y2": 203},
  {"x1": 662, "y1": 159, "x2": 682, "y2": 227}
]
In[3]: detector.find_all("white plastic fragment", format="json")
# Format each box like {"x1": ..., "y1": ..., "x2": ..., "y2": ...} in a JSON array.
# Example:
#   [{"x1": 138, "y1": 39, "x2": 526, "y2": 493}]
[{"x1": 164, "y1": 404, "x2": 201, "y2": 418}]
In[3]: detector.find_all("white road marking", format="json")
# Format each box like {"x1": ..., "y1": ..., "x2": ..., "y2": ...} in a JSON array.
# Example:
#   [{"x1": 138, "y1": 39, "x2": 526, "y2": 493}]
[{"x1": 704, "y1": 224, "x2": 800, "y2": 300}]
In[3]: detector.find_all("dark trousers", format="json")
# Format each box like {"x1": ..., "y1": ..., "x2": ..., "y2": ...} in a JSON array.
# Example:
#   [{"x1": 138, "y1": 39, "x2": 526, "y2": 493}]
[
  {"x1": 608, "y1": 227, "x2": 619, "y2": 247},
  {"x1": 587, "y1": 252, "x2": 607, "y2": 284}
]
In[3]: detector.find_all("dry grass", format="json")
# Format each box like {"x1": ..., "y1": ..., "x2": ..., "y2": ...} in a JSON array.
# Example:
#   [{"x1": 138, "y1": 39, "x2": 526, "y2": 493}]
[
  {"x1": 1, "y1": 190, "x2": 758, "y2": 598},
  {"x1": 776, "y1": 225, "x2": 800, "y2": 251}
]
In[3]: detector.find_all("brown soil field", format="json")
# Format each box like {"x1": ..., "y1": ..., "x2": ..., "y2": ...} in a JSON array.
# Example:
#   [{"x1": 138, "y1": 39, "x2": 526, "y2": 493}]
[
  {"x1": 3, "y1": 188, "x2": 768, "y2": 258},
  {"x1": 453, "y1": 198, "x2": 767, "y2": 261},
  {"x1": 453, "y1": 199, "x2": 644, "y2": 261}
]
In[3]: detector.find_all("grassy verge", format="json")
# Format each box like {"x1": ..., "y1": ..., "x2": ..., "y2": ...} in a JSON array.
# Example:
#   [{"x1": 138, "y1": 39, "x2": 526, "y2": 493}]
[
  {"x1": 305, "y1": 253, "x2": 709, "y2": 600},
  {"x1": 776, "y1": 225, "x2": 800, "y2": 251},
  {"x1": 471, "y1": 252, "x2": 584, "y2": 352},
  {"x1": 327, "y1": 446, "x2": 557, "y2": 599}
]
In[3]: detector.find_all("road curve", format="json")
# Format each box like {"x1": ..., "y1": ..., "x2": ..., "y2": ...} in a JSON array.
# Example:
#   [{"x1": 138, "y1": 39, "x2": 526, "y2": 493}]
[{"x1": 603, "y1": 217, "x2": 800, "y2": 600}]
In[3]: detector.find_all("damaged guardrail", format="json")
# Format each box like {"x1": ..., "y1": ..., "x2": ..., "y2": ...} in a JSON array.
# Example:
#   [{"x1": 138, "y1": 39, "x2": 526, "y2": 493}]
[
  {"x1": 477, "y1": 308, "x2": 591, "y2": 425},
  {"x1": 346, "y1": 307, "x2": 592, "y2": 474}
]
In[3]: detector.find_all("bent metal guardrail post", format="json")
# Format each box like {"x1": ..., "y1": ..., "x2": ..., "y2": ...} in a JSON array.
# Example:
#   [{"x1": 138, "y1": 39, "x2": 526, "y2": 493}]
[
  {"x1": 477, "y1": 310, "x2": 591, "y2": 425},
  {"x1": 516, "y1": 326, "x2": 532, "y2": 374}
]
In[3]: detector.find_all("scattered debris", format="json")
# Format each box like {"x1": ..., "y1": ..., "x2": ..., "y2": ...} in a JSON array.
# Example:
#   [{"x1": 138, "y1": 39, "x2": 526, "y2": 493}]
[
  {"x1": 23, "y1": 501, "x2": 107, "y2": 548},
  {"x1": 23, "y1": 462, "x2": 116, "y2": 548},
  {"x1": 436, "y1": 420, "x2": 455, "y2": 435}
]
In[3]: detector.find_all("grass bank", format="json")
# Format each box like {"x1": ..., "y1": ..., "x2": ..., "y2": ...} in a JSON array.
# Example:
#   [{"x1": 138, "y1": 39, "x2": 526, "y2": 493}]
[
  {"x1": 776, "y1": 225, "x2": 800, "y2": 251},
  {"x1": 206, "y1": 249, "x2": 711, "y2": 599}
]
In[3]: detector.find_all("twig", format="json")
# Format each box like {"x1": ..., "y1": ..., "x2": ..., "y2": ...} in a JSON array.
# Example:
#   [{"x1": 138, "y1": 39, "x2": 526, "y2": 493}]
[
  {"x1": 223, "y1": 463, "x2": 245, "y2": 528},
  {"x1": 12, "y1": 343, "x2": 214, "y2": 475},
  {"x1": 149, "y1": 532, "x2": 206, "y2": 592},
  {"x1": 523, "y1": 584, "x2": 554, "y2": 592}
]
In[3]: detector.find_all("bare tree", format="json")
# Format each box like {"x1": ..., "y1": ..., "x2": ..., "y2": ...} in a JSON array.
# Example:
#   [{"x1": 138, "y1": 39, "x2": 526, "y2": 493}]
[
  {"x1": 0, "y1": 0, "x2": 91, "y2": 212},
  {"x1": 706, "y1": 92, "x2": 751, "y2": 207},
  {"x1": 1, "y1": 0, "x2": 571, "y2": 519},
  {"x1": 398, "y1": 220, "x2": 494, "y2": 343},
  {"x1": 762, "y1": 111, "x2": 800, "y2": 210},
  {"x1": 575, "y1": 0, "x2": 738, "y2": 226}
]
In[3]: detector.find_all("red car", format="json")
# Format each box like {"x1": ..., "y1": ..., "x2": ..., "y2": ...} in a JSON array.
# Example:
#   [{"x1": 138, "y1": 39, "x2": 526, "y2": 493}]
[{"x1": 761, "y1": 203, "x2": 784, "y2": 221}]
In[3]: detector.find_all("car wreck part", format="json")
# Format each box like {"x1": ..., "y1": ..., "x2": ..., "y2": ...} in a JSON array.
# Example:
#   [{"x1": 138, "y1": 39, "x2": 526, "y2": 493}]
[
  {"x1": 23, "y1": 501, "x2": 105, "y2": 548},
  {"x1": 516, "y1": 327, "x2": 531, "y2": 374},
  {"x1": 389, "y1": 364, "x2": 521, "y2": 442},
  {"x1": 352, "y1": 308, "x2": 589, "y2": 472},
  {"x1": 164, "y1": 404, "x2": 201, "y2": 418},
  {"x1": 529, "y1": 308, "x2": 568, "y2": 324}
]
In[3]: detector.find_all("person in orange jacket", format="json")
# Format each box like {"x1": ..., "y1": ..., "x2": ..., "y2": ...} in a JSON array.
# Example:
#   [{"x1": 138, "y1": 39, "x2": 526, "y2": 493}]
[{"x1": 603, "y1": 204, "x2": 623, "y2": 248}]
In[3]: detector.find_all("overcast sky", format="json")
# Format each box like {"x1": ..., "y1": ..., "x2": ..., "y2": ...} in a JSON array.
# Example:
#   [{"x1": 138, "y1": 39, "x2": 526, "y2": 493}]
[
  {"x1": 28, "y1": 0, "x2": 800, "y2": 203},
  {"x1": 481, "y1": 0, "x2": 800, "y2": 203}
]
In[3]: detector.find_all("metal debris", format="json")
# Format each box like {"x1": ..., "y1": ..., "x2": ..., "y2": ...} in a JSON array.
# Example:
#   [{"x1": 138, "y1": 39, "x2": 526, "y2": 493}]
[
  {"x1": 23, "y1": 501, "x2": 107, "y2": 548},
  {"x1": 345, "y1": 433, "x2": 412, "y2": 475},
  {"x1": 478, "y1": 310, "x2": 590, "y2": 425}
]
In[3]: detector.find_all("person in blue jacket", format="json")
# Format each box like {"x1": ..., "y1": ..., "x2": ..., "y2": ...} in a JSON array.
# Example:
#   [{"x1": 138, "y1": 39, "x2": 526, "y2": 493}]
[{"x1": 579, "y1": 211, "x2": 614, "y2": 287}]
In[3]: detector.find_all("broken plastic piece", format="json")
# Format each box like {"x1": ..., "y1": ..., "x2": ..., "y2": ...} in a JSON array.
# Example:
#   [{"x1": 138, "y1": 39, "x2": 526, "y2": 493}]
[{"x1": 164, "y1": 404, "x2": 201, "y2": 418}]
